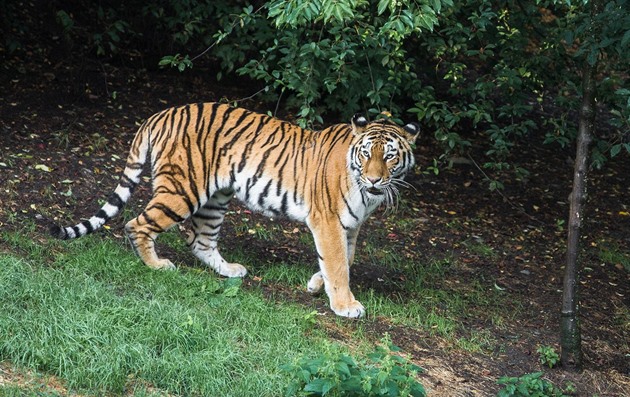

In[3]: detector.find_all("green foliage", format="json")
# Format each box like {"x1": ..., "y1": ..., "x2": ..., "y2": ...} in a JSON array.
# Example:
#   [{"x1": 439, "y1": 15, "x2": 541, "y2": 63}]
[
  {"x1": 536, "y1": 346, "x2": 560, "y2": 369},
  {"x1": 54, "y1": 4, "x2": 133, "y2": 57},
  {"x1": 281, "y1": 338, "x2": 426, "y2": 396},
  {"x1": 231, "y1": 0, "x2": 445, "y2": 128},
  {"x1": 38, "y1": 0, "x2": 629, "y2": 182},
  {"x1": 497, "y1": 372, "x2": 568, "y2": 397},
  {"x1": 158, "y1": 53, "x2": 192, "y2": 72},
  {"x1": 187, "y1": 0, "x2": 629, "y2": 179}
]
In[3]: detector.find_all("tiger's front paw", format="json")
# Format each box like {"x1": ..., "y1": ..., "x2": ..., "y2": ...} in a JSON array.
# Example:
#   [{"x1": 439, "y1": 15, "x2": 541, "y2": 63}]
[{"x1": 331, "y1": 299, "x2": 365, "y2": 318}]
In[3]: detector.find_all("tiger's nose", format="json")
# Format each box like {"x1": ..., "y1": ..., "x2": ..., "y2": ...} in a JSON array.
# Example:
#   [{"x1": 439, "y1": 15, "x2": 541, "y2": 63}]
[{"x1": 367, "y1": 177, "x2": 381, "y2": 185}]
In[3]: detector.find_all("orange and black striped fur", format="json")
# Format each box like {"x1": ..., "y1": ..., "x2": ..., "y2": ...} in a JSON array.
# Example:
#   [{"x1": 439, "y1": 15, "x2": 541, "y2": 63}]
[{"x1": 52, "y1": 103, "x2": 418, "y2": 317}]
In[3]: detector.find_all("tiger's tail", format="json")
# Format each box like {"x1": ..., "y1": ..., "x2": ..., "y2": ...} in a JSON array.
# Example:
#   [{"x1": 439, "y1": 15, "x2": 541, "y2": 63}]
[{"x1": 51, "y1": 123, "x2": 151, "y2": 240}]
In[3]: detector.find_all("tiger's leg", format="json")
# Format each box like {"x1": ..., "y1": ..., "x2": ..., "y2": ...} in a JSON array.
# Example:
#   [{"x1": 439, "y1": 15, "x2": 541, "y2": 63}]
[
  {"x1": 125, "y1": 193, "x2": 192, "y2": 270},
  {"x1": 308, "y1": 226, "x2": 360, "y2": 295},
  {"x1": 309, "y1": 220, "x2": 364, "y2": 318},
  {"x1": 189, "y1": 189, "x2": 247, "y2": 278}
]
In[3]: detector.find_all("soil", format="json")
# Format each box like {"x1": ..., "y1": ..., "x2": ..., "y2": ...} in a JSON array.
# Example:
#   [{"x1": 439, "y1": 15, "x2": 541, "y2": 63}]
[{"x1": 1, "y1": 20, "x2": 629, "y2": 397}]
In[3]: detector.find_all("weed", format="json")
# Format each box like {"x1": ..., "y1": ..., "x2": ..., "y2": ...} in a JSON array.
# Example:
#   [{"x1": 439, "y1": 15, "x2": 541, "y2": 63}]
[
  {"x1": 52, "y1": 128, "x2": 72, "y2": 149},
  {"x1": 462, "y1": 238, "x2": 498, "y2": 259},
  {"x1": 87, "y1": 133, "x2": 109, "y2": 153},
  {"x1": 40, "y1": 184, "x2": 56, "y2": 200},
  {"x1": 563, "y1": 382, "x2": 577, "y2": 395},
  {"x1": 6, "y1": 210, "x2": 18, "y2": 224},
  {"x1": 298, "y1": 231, "x2": 315, "y2": 247},
  {"x1": 555, "y1": 219, "x2": 565, "y2": 233},
  {"x1": 281, "y1": 338, "x2": 426, "y2": 397},
  {"x1": 251, "y1": 222, "x2": 276, "y2": 240},
  {"x1": 536, "y1": 345, "x2": 560, "y2": 368},
  {"x1": 302, "y1": 310, "x2": 319, "y2": 328},
  {"x1": 598, "y1": 243, "x2": 630, "y2": 272},
  {"x1": 497, "y1": 372, "x2": 568, "y2": 397},
  {"x1": 230, "y1": 215, "x2": 250, "y2": 235},
  {"x1": 614, "y1": 304, "x2": 630, "y2": 333}
]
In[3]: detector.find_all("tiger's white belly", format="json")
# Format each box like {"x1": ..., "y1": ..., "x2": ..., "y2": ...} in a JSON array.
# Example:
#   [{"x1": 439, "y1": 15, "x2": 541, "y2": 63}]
[
  {"x1": 225, "y1": 173, "x2": 381, "y2": 227},
  {"x1": 230, "y1": 175, "x2": 310, "y2": 222}
]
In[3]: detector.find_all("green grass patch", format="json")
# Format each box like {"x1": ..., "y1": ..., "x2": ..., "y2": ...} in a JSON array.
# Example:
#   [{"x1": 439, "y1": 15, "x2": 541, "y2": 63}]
[
  {"x1": 358, "y1": 237, "x2": 513, "y2": 351},
  {"x1": 0, "y1": 385, "x2": 62, "y2": 397},
  {"x1": 462, "y1": 239, "x2": 498, "y2": 259},
  {"x1": 0, "y1": 217, "x2": 519, "y2": 394},
  {"x1": 0, "y1": 234, "x2": 333, "y2": 396},
  {"x1": 598, "y1": 242, "x2": 630, "y2": 272}
]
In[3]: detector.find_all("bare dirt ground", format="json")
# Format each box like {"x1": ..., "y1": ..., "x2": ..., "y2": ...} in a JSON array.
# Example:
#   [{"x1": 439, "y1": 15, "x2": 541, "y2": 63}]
[{"x1": 1, "y1": 25, "x2": 629, "y2": 397}]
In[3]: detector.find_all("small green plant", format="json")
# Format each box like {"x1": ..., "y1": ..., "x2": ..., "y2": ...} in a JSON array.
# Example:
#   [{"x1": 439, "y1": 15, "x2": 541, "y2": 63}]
[
  {"x1": 462, "y1": 239, "x2": 497, "y2": 259},
  {"x1": 302, "y1": 310, "x2": 319, "y2": 328},
  {"x1": 598, "y1": 243, "x2": 630, "y2": 272},
  {"x1": 555, "y1": 219, "x2": 565, "y2": 233},
  {"x1": 52, "y1": 128, "x2": 72, "y2": 149},
  {"x1": 281, "y1": 338, "x2": 426, "y2": 396},
  {"x1": 497, "y1": 372, "x2": 567, "y2": 397},
  {"x1": 536, "y1": 345, "x2": 560, "y2": 369},
  {"x1": 563, "y1": 382, "x2": 577, "y2": 395},
  {"x1": 86, "y1": 133, "x2": 109, "y2": 153}
]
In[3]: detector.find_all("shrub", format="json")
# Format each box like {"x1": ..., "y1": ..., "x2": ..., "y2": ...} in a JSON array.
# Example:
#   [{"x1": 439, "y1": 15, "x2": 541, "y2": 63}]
[
  {"x1": 536, "y1": 345, "x2": 560, "y2": 369},
  {"x1": 497, "y1": 372, "x2": 568, "y2": 397},
  {"x1": 280, "y1": 339, "x2": 426, "y2": 396},
  {"x1": 41, "y1": 0, "x2": 630, "y2": 180}
]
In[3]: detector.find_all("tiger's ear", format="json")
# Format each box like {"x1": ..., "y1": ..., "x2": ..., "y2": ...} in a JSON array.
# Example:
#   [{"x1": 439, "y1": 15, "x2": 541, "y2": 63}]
[
  {"x1": 351, "y1": 113, "x2": 368, "y2": 135},
  {"x1": 403, "y1": 122, "x2": 420, "y2": 145}
]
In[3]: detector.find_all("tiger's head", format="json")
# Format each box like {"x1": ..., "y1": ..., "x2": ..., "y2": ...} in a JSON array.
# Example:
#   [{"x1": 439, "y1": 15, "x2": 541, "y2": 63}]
[{"x1": 348, "y1": 114, "x2": 419, "y2": 206}]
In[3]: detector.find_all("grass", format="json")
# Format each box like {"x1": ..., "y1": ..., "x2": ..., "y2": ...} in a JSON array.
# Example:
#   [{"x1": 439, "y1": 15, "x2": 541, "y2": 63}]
[
  {"x1": 0, "y1": 234, "x2": 330, "y2": 396},
  {"x1": 0, "y1": 385, "x2": 63, "y2": 397},
  {"x1": 598, "y1": 242, "x2": 630, "y2": 272},
  {"x1": 0, "y1": 216, "x2": 516, "y2": 395},
  {"x1": 357, "y1": 232, "x2": 511, "y2": 347}
]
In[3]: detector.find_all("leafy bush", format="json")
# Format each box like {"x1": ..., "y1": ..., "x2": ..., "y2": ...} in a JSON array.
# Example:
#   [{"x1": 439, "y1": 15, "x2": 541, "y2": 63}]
[
  {"x1": 280, "y1": 339, "x2": 426, "y2": 396},
  {"x1": 40, "y1": 0, "x2": 630, "y2": 181},
  {"x1": 228, "y1": 0, "x2": 446, "y2": 128},
  {"x1": 497, "y1": 372, "x2": 568, "y2": 397},
  {"x1": 205, "y1": 0, "x2": 629, "y2": 181},
  {"x1": 536, "y1": 346, "x2": 560, "y2": 369}
]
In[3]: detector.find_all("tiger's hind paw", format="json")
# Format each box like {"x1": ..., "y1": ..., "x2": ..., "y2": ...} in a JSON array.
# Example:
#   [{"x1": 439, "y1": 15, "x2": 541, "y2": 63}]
[
  {"x1": 216, "y1": 262, "x2": 247, "y2": 278},
  {"x1": 193, "y1": 249, "x2": 247, "y2": 278},
  {"x1": 307, "y1": 271, "x2": 324, "y2": 295},
  {"x1": 148, "y1": 259, "x2": 177, "y2": 271}
]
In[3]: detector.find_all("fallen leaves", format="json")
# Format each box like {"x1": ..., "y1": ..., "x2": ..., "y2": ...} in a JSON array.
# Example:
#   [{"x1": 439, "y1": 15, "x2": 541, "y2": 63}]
[{"x1": 34, "y1": 164, "x2": 52, "y2": 172}]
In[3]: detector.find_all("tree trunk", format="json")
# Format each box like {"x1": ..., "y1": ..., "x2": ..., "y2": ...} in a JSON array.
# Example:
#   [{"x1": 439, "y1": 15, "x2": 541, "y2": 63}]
[{"x1": 560, "y1": 55, "x2": 598, "y2": 371}]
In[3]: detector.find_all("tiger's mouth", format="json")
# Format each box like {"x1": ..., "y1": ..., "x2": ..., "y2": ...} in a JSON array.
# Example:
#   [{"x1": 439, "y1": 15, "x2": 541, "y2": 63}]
[{"x1": 366, "y1": 187, "x2": 384, "y2": 195}]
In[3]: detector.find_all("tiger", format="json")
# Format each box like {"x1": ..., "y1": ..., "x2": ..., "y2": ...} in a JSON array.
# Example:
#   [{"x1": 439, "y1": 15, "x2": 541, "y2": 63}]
[{"x1": 51, "y1": 102, "x2": 419, "y2": 318}]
